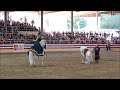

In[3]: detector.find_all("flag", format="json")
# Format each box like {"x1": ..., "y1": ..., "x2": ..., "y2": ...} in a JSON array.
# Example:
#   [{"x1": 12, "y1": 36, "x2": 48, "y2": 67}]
[
  {"x1": 10, "y1": 16, "x2": 12, "y2": 25},
  {"x1": 45, "y1": 19, "x2": 49, "y2": 27},
  {"x1": 24, "y1": 16, "x2": 27, "y2": 23}
]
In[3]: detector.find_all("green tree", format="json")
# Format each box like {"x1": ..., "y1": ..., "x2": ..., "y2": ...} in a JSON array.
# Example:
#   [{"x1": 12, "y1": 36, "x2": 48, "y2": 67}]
[
  {"x1": 67, "y1": 19, "x2": 71, "y2": 29},
  {"x1": 73, "y1": 22, "x2": 78, "y2": 30},
  {"x1": 79, "y1": 18, "x2": 87, "y2": 29},
  {"x1": 73, "y1": 18, "x2": 79, "y2": 30},
  {"x1": 67, "y1": 17, "x2": 87, "y2": 30},
  {"x1": 100, "y1": 14, "x2": 120, "y2": 29}
]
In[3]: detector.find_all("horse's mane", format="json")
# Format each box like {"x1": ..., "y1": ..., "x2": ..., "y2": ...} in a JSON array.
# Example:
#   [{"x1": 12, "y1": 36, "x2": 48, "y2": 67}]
[
  {"x1": 84, "y1": 48, "x2": 89, "y2": 55},
  {"x1": 39, "y1": 40, "x2": 47, "y2": 49}
]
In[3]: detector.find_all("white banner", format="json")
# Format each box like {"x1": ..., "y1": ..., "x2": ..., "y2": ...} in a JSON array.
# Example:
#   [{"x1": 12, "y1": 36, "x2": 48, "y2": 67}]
[{"x1": 13, "y1": 44, "x2": 24, "y2": 52}]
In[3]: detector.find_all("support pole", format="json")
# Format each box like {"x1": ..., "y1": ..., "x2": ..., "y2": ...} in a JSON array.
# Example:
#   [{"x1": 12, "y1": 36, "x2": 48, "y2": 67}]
[
  {"x1": 4, "y1": 11, "x2": 7, "y2": 35},
  {"x1": 41, "y1": 11, "x2": 43, "y2": 36},
  {"x1": 71, "y1": 11, "x2": 74, "y2": 41},
  {"x1": 96, "y1": 11, "x2": 98, "y2": 29}
]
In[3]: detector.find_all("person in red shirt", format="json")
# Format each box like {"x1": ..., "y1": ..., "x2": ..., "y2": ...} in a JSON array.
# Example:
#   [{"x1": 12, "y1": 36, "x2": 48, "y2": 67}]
[{"x1": 93, "y1": 44, "x2": 101, "y2": 63}]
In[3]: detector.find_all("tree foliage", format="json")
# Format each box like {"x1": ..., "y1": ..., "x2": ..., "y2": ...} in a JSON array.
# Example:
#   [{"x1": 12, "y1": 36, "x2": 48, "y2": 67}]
[
  {"x1": 100, "y1": 14, "x2": 120, "y2": 29},
  {"x1": 67, "y1": 17, "x2": 87, "y2": 30}
]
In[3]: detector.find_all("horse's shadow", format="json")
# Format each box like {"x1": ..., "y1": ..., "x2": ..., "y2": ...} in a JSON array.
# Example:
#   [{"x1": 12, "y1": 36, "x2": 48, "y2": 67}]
[
  {"x1": 45, "y1": 64, "x2": 56, "y2": 67},
  {"x1": 33, "y1": 64, "x2": 56, "y2": 68}
]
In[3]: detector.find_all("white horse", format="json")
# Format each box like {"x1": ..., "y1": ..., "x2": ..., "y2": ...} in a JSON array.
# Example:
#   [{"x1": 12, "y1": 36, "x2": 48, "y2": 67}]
[
  {"x1": 80, "y1": 46, "x2": 93, "y2": 64},
  {"x1": 28, "y1": 39, "x2": 47, "y2": 67}
]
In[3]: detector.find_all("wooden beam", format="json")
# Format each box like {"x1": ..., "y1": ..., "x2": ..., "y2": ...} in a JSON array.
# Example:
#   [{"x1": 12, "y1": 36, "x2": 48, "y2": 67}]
[{"x1": 37, "y1": 11, "x2": 59, "y2": 15}]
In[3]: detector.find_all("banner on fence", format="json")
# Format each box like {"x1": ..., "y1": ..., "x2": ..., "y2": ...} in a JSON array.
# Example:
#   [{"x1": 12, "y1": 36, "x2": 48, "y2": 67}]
[{"x1": 13, "y1": 44, "x2": 24, "y2": 52}]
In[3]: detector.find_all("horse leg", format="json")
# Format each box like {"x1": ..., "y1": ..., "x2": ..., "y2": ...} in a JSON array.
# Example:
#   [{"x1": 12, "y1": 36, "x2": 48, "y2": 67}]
[
  {"x1": 81, "y1": 54, "x2": 87, "y2": 64},
  {"x1": 38, "y1": 56, "x2": 41, "y2": 66},
  {"x1": 89, "y1": 52, "x2": 93, "y2": 64},
  {"x1": 33, "y1": 53, "x2": 38, "y2": 66},
  {"x1": 29, "y1": 51, "x2": 34, "y2": 66},
  {"x1": 41, "y1": 55, "x2": 44, "y2": 66},
  {"x1": 82, "y1": 59, "x2": 84, "y2": 63},
  {"x1": 86, "y1": 52, "x2": 93, "y2": 64},
  {"x1": 81, "y1": 52, "x2": 85, "y2": 63},
  {"x1": 83, "y1": 56, "x2": 87, "y2": 63},
  {"x1": 84, "y1": 57, "x2": 90, "y2": 64},
  {"x1": 86, "y1": 56, "x2": 90, "y2": 64}
]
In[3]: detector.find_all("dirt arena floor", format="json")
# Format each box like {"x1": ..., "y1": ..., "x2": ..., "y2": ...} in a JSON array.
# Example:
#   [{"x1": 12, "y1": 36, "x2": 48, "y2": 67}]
[{"x1": 0, "y1": 48, "x2": 120, "y2": 79}]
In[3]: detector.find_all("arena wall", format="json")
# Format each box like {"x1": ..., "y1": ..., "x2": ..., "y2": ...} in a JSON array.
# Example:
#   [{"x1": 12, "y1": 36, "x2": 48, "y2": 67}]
[
  {"x1": 0, "y1": 44, "x2": 119, "y2": 53},
  {"x1": 0, "y1": 44, "x2": 120, "y2": 49}
]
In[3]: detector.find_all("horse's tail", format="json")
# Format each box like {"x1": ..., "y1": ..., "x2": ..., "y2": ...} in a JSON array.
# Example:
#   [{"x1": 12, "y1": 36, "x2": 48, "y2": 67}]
[{"x1": 27, "y1": 51, "x2": 29, "y2": 55}]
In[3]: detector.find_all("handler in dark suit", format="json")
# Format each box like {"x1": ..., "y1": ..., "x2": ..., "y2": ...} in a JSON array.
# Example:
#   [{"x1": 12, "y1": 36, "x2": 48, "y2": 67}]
[
  {"x1": 33, "y1": 32, "x2": 41, "y2": 44},
  {"x1": 28, "y1": 32, "x2": 46, "y2": 56},
  {"x1": 93, "y1": 44, "x2": 101, "y2": 63}
]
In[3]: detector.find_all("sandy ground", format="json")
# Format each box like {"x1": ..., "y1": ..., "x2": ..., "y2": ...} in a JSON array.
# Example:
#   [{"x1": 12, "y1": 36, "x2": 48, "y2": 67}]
[{"x1": 0, "y1": 48, "x2": 120, "y2": 79}]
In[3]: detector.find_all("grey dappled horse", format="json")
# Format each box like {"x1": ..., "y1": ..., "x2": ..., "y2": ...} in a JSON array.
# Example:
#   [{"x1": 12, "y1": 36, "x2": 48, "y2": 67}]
[
  {"x1": 28, "y1": 40, "x2": 47, "y2": 66},
  {"x1": 80, "y1": 46, "x2": 93, "y2": 64}
]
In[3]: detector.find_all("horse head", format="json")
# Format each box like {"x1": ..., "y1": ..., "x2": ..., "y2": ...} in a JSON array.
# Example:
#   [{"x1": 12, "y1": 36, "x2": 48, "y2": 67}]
[
  {"x1": 39, "y1": 40, "x2": 47, "y2": 49},
  {"x1": 84, "y1": 48, "x2": 89, "y2": 55},
  {"x1": 80, "y1": 46, "x2": 88, "y2": 53}
]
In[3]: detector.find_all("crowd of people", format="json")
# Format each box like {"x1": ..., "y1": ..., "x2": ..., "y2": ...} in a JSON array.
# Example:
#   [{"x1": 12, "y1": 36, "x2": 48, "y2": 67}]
[
  {"x1": 0, "y1": 20, "x2": 38, "y2": 44},
  {"x1": 44, "y1": 31, "x2": 120, "y2": 44},
  {"x1": 0, "y1": 20, "x2": 38, "y2": 31},
  {"x1": 0, "y1": 20, "x2": 120, "y2": 44}
]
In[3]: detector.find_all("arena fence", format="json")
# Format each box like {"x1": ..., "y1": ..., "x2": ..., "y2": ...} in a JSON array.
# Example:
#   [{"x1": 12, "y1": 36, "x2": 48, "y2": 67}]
[{"x1": 0, "y1": 44, "x2": 120, "y2": 50}]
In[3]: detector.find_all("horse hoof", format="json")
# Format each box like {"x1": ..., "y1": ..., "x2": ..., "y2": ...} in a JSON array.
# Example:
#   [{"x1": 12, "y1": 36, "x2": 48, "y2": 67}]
[
  {"x1": 84, "y1": 62, "x2": 90, "y2": 64},
  {"x1": 34, "y1": 65, "x2": 36, "y2": 67},
  {"x1": 86, "y1": 63, "x2": 90, "y2": 64},
  {"x1": 82, "y1": 61, "x2": 84, "y2": 63},
  {"x1": 30, "y1": 65, "x2": 36, "y2": 67}
]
